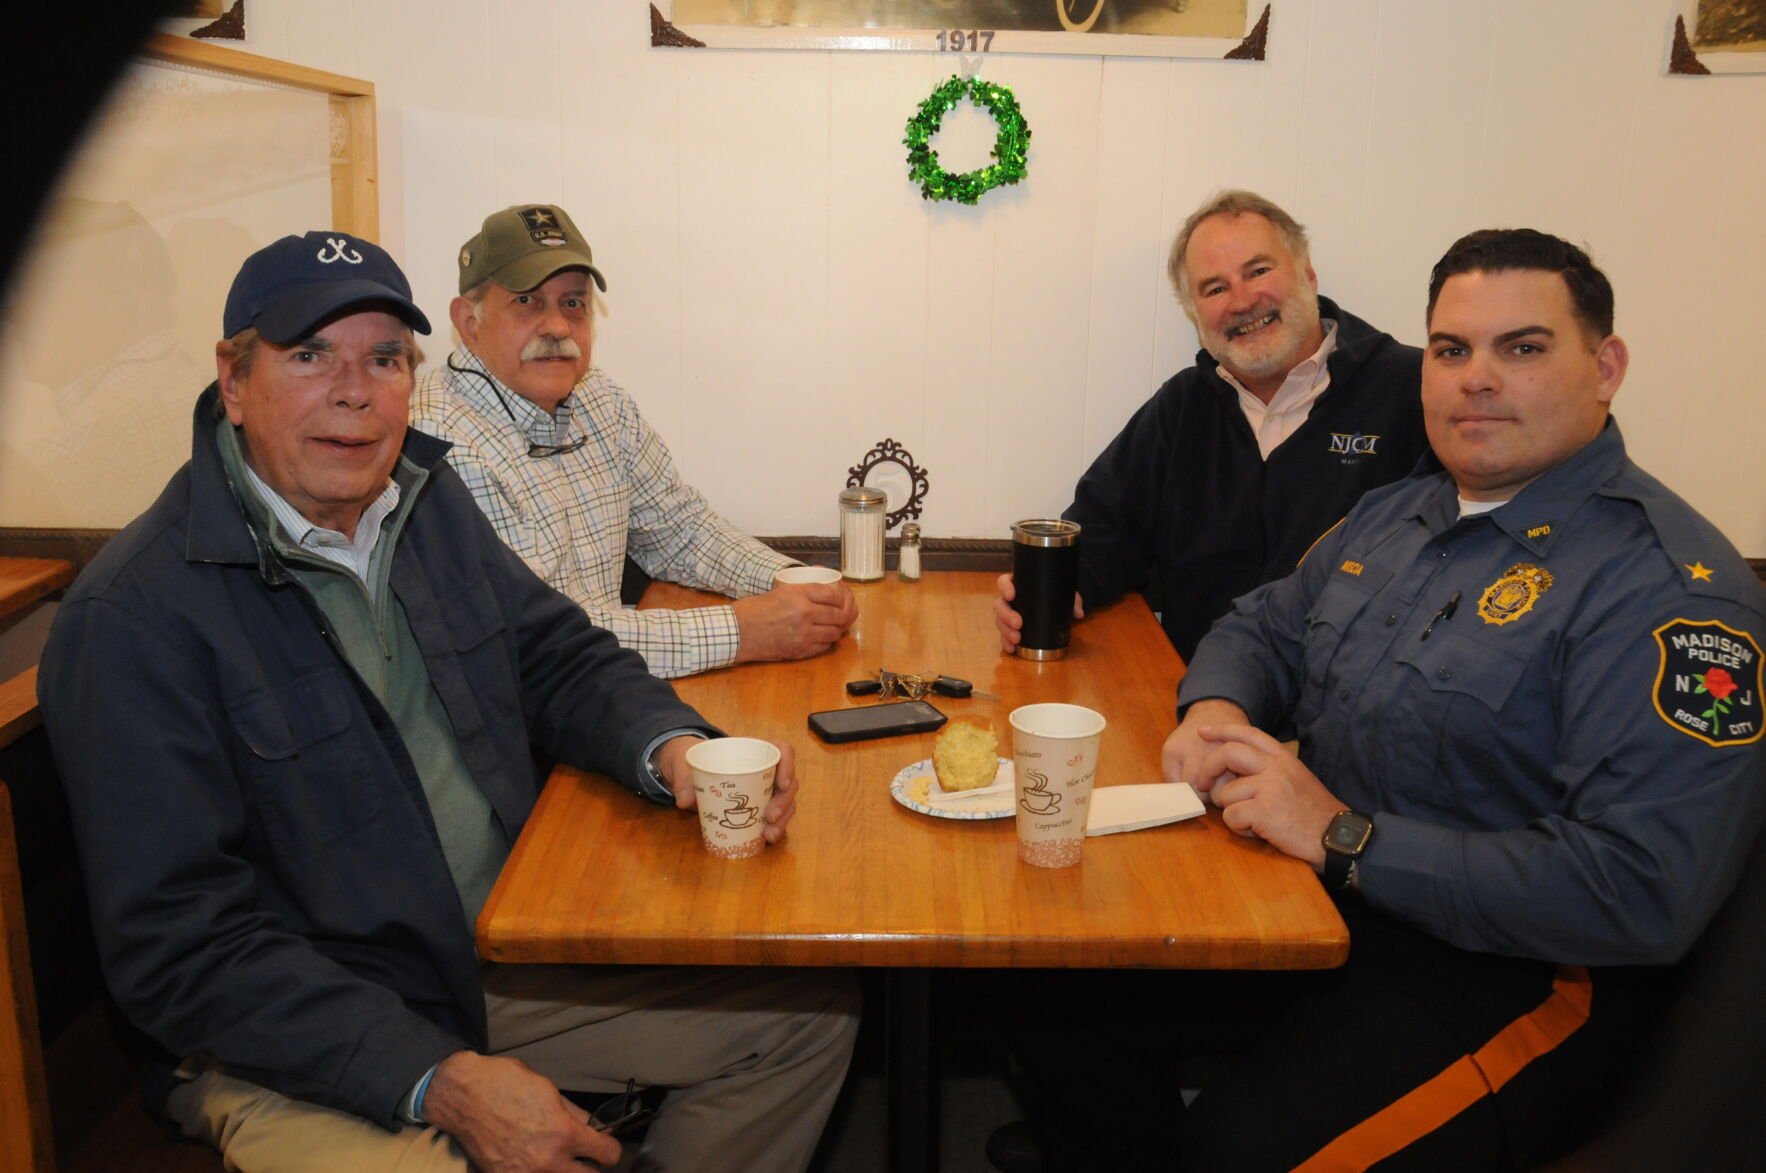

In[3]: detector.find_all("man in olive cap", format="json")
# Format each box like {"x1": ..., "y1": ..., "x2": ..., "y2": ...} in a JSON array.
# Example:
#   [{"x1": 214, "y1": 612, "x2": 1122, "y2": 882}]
[
  {"x1": 40, "y1": 230, "x2": 858, "y2": 1172},
  {"x1": 412, "y1": 203, "x2": 857, "y2": 678}
]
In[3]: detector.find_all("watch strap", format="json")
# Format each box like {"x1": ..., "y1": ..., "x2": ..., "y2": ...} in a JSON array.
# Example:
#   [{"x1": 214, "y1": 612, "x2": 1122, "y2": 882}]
[{"x1": 1321, "y1": 810, "x2": 1373, "y2": 893}]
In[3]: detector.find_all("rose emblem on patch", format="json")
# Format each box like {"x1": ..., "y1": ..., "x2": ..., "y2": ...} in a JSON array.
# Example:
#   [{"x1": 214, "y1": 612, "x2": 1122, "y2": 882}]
[
  {"x1": 1651, "y1": 619, "x2": 1763, "y2": 747},
  {"x1": 1697, "y1": 667, "x2": 1740, "y2": 737}
]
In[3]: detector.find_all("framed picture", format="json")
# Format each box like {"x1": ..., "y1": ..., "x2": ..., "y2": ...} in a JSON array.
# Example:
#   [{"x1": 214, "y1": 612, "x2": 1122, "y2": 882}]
[
  {"x1": 161, "y1": 2, "x2": 247, "y2": 41},
  {"x1": 653, "y1": 2, "x2": 1270, "y2": 61},
  {"x1": 1670, "y1": 0, "x2": 1766, "y2": 74}
]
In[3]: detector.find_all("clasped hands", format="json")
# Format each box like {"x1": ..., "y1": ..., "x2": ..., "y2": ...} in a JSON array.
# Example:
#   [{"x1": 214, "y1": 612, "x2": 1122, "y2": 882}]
[
  {"x1": 1161, "y1": 699, "x2": 1343, "y2": 871},
  {"x1": 733, "y1": 576, "x2": 859, "y2": 663}
]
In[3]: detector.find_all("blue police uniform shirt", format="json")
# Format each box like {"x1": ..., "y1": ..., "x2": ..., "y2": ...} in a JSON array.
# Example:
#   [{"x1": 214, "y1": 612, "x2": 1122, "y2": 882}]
[{"x1": 1180, "y1": 420, "x2": 1765, "y2": 968}]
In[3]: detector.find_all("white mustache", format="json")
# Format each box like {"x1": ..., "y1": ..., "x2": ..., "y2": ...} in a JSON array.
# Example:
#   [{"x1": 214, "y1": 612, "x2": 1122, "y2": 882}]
[{"x1": 521, "y1": 336, "x2": 582, "y2": 361}]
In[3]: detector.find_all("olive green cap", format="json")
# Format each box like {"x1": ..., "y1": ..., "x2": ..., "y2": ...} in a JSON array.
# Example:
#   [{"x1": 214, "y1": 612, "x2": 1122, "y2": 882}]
[{"x1": 456, "y1": 204, "x2": 607, "y2": 295}]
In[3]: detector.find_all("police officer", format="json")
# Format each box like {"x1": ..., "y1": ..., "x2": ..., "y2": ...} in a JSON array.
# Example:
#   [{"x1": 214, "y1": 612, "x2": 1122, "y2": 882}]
[{"x1": 1161, "y1": 228, "x2": 1765, "y2": 1168}]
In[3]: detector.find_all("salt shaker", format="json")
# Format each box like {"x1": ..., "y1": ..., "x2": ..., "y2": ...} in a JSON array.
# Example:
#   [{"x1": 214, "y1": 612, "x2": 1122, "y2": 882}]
[
  {"x1": 838, "y1": 487, "x2": 886, "y2": 581},
  {"x1": 897, "y1": 522, "x2": 922, "y2": 582}
]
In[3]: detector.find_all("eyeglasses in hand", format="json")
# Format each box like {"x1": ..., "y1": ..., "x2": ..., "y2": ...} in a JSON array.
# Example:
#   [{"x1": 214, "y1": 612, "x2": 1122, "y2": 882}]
[{"x1": 588, "y1": 1078, "x2": 656, "y2": 1138}]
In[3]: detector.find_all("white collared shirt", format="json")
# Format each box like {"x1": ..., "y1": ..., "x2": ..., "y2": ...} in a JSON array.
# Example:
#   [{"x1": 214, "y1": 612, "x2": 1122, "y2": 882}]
[
  {"x1": 242, "y1": 462, "x2": 400, "y2": 582},
  {"x1": 1217, "y1": 320, "x2": 1340, "y2": 460}
]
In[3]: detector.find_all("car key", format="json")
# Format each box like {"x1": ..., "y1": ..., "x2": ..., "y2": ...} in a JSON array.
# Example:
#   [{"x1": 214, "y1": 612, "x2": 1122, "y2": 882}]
[{"x1": 932, "y1": 675, "x2": 1001, "y2": 702}]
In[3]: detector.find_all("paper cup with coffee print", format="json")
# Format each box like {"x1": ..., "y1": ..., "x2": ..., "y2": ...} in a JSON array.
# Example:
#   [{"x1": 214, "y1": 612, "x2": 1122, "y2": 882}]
[
  {"x1": 686, "y1": 737, "x2": 779, "y2": 859},
  {"x1": 1008, "y1": 704, "x2": 1106, "y2": 868}
]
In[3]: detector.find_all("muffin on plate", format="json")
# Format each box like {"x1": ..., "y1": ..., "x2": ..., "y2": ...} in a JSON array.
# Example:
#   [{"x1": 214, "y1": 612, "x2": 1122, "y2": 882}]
[{"x1": 932, "y1": 719, "x2": 999, "y2": 791}]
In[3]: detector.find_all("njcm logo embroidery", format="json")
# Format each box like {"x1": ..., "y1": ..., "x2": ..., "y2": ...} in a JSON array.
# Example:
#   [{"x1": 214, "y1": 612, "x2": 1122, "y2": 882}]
[{"x1": 1328, "y1": 432, "x2": 1381, "y2": 456}]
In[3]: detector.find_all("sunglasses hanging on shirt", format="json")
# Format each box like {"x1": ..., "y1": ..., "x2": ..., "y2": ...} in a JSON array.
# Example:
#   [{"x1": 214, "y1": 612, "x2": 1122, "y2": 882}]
[{"x1": 445, "y1": 357, "x2": 587, "y2": 458}]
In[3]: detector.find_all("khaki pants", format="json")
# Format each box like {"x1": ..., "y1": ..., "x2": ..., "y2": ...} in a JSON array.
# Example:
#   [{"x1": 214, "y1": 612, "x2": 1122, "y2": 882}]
[{"x1": 166, "y1": 964, "x2": 860, "y2": 1173}]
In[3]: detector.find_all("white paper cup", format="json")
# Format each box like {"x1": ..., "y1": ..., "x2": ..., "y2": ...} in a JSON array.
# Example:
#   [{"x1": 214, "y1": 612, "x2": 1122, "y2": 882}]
[
  {"x1": 1008, "y1": 704, "x2": 1106, "y2": 868},
  {"x1": 775, "y1": 565, "x2": 843, "y2": 585},
  {"x1": 686, "y1": 737, "x2": 780, "y2": 860}
]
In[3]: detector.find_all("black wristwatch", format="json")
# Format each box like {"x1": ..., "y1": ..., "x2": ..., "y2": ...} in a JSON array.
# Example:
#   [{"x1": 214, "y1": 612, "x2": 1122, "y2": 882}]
[{"x1": 1321, "y1": 810, "x2": 1374, "y2": 892}]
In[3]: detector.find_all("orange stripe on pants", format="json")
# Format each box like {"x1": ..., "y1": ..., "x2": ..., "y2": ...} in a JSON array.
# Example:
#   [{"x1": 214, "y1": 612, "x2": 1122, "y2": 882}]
[{"x1": 1292, "y1": 967, "x2": 1592, "y2": 1173}]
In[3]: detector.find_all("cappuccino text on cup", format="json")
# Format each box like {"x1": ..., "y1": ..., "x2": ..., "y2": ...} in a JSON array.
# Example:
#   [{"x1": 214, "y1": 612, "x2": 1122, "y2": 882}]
[{"x1": 686, "y1": 737, "x2": 780, "y2": 860}]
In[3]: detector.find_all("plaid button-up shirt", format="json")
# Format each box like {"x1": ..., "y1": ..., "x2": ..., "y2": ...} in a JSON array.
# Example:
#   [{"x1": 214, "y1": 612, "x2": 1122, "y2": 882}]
[{"x1": 411, "y1": 349, "x2": 792, "y2": 678}]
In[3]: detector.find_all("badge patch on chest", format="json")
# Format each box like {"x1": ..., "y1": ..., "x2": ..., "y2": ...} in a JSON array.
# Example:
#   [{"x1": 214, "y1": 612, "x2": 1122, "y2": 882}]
[
  {"x1": 1651, "y1": 619, "x2": 1763, "y2": 747},
  {"x1": 1477, "y1": 564, "x2": 1554, "y2": 626}
]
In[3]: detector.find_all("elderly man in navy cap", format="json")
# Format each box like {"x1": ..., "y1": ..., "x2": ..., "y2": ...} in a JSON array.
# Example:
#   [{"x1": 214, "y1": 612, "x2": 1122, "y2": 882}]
[{"x1": 38, "y1": 231, "x2": 857, "y2": 1173}]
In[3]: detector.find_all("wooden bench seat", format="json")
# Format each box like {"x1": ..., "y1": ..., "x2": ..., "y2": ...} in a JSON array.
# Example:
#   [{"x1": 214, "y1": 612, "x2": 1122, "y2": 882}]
[{"x1": 0, "y1": 558, "x2": 74, "y2": 623}]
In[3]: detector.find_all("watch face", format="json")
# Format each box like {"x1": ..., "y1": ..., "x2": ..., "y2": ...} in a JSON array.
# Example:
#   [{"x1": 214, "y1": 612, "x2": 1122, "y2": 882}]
[{"x1": 1326, "y1": 812, "x2": 1374, "y2": 854}]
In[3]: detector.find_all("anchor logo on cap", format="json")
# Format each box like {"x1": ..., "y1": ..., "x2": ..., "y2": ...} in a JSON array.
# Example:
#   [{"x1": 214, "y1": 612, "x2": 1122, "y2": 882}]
[{"x1": 316, "y1": 237, "x2": 364, "y2": 265}]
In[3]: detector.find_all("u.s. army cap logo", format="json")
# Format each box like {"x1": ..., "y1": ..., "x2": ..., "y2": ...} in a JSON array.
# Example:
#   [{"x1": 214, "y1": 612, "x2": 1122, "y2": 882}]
[
  {"x1": 1652, "y1": 619, "x2": 1763, "y2": 747},
  {"x1": 519, "y1": 206, "x2": 567, "y2": 246}
]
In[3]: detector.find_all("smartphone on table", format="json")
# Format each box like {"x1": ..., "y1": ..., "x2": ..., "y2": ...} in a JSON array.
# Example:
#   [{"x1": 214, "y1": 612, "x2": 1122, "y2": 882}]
[{"x1": 807, "y1": 700, "x2": 947, "y2": 744}]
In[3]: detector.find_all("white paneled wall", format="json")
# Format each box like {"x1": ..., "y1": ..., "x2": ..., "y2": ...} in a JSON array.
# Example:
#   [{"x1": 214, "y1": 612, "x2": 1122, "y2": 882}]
[{"x1": 91, "y1": 2, "x2": 1766, "y2": 548}]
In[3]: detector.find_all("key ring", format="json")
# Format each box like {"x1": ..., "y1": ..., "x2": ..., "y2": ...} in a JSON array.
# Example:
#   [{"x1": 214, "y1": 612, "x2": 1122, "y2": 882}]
[{"x1": 845, "y1": 670, "x2": 984, "y2": 701}]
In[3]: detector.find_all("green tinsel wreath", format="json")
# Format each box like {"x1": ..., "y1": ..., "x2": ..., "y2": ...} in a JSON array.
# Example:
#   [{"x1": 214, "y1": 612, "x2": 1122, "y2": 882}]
[{"x1": 903, "y1": 75, "x2": 1031, "y2": 206}]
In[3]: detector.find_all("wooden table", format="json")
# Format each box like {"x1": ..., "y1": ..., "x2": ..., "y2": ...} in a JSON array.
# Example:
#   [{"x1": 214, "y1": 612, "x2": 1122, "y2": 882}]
[
  {"x1": 0, "y1": 558, "x2": 74, "y2": 623},
  {"x1": 478, "y1": 571, "x2": 1348, "y2": 1168}
]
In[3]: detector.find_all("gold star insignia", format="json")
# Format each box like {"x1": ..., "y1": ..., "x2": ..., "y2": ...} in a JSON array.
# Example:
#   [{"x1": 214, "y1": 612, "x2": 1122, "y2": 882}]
[{"x1": 1686, "y1": 562, "x2": 1714, "y2": 582}]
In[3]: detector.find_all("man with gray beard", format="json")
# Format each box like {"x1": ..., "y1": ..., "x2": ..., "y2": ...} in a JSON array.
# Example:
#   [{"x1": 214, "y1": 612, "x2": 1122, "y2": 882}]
[
  {"x1": 412, "y1": 204, "x2": 857, "y2": 679},
  {"x1": 994, "y1": 190, "x2": 1431, "y2": 664}
]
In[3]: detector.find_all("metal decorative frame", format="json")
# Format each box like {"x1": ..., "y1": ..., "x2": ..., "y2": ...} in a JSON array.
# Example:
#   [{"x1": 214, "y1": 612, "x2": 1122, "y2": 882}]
[{"x1": 846, "y1": 439, "x2": 930, "y2": 531}]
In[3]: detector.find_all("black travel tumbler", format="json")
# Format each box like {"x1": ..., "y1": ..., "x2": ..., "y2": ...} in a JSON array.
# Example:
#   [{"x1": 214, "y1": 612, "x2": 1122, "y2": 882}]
[{"x1": 1010, "y1": 519, "x2": 1081, "y2": 660}]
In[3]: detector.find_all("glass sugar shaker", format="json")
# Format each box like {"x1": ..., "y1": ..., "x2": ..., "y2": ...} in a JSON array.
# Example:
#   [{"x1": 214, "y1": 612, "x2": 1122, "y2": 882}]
[
  {"x1": 838, "y1": 487, "x2": 886, "y2": 581},
  {"x1": 897, "y1": 522, "x2": 922, "y2": 582}
]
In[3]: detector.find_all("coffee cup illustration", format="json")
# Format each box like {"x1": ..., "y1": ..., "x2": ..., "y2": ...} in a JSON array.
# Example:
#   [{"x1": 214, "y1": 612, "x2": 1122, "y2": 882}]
[
  {"x1": 1018, "y1": 767, "x2": 1061, "y2": 816},
  {"x1": 717, "y1": 792, "x2": 761, "y2": 830}
]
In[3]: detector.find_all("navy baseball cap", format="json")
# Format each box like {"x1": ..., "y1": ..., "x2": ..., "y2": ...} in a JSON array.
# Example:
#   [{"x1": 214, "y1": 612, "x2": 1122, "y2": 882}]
[{"x1": 222, "y1": 231, "x2": 432, "y2": 344}]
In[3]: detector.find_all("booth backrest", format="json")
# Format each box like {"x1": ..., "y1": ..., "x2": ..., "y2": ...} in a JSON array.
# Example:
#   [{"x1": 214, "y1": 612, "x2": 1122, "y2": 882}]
[
  {"x1": 2, "y1": 781, "x2": 57, "y2": 1172},
  {"x1": 1545, "y1": 811, "x2": 1766, "y2": 1169},
  {"x1": 1, "y1": 674, "x2": 222, "y2": 1173}
]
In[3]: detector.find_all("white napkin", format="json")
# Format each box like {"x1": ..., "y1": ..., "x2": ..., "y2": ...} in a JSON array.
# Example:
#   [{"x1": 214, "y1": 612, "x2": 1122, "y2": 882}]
[{"x1": 1085, "y1": 783, "x2": 1206, "y2": 836}]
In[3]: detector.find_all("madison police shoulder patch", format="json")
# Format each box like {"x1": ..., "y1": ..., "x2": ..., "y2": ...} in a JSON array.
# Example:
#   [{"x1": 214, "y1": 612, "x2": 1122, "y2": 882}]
[{"x1": 1651, "y1": 619, "x2": 1763, "y2": 747}]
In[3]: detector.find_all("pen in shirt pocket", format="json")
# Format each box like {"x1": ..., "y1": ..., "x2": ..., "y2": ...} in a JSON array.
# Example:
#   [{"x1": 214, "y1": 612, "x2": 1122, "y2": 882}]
[{"x1": 1420, "y1": 591, "x2": 1462, "y2": 641}]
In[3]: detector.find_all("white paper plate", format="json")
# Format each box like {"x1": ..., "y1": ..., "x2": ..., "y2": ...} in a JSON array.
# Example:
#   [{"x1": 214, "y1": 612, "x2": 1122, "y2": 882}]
[{"x1": 889, "y1": 758, "x2": 1014, "y2": 820}]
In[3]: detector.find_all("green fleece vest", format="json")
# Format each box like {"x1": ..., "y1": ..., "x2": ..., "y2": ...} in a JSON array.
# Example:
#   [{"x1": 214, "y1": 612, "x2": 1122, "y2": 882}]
[{"x1": 218, "y1": 418, "x2": 507, "y2": 929}]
